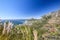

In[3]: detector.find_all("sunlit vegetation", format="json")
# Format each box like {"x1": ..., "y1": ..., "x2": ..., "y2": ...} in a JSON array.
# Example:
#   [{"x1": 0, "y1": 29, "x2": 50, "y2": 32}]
[{"x1": 0, "y1": 11, "x2": 60, "y2": 40}]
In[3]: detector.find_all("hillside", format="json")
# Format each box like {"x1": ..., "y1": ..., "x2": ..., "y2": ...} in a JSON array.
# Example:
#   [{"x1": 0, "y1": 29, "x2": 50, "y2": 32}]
[
  {"x1": 0, "y1": 10, "x2": 60, "y2": 40},
  {"x1": 41, "y1": 10, "x2": 60, "y2": 40},
  {"x1": 48, "y1": 10, "x2": 60, "y2": 24}
]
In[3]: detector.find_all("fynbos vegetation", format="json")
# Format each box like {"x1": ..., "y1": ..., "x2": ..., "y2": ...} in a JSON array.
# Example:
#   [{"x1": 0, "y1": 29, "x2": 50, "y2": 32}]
[{"x1": 0, "y1": 10, "x2": 60, "y2": 40}]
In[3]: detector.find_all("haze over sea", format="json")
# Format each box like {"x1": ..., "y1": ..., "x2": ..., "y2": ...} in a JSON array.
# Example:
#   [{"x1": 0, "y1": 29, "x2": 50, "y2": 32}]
[{"x1": 1, "y1": 19, "x2": 25, "y2": 25}]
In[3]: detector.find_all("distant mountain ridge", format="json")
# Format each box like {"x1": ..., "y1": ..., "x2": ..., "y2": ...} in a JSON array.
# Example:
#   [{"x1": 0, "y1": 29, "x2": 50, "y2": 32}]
[{"x1": 0, "y1": 10, "x2": 60, "y2": 25}]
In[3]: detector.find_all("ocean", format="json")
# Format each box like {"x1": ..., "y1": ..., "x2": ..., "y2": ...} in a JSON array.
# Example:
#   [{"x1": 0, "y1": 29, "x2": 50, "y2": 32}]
[{"x1": 1, "y1": 19, "x2": 26, "y2": 25}]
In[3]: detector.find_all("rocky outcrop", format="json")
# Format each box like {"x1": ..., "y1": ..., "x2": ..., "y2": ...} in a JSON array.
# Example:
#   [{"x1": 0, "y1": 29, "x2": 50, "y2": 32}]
[{"x1": 48, "y1": 10, "x2": 60, "y2": 24}]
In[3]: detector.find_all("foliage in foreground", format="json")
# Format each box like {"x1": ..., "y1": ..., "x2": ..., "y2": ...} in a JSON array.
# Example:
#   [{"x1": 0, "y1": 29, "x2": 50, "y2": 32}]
[{"x1": 0, "y1": 14, "x2": 60, "y2": 40}]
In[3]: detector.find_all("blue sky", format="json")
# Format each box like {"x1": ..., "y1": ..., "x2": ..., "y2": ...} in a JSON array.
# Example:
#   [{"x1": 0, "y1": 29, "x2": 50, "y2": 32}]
[{"x1": 0, "y1": 0, "x2": 60, "y2": 19}]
